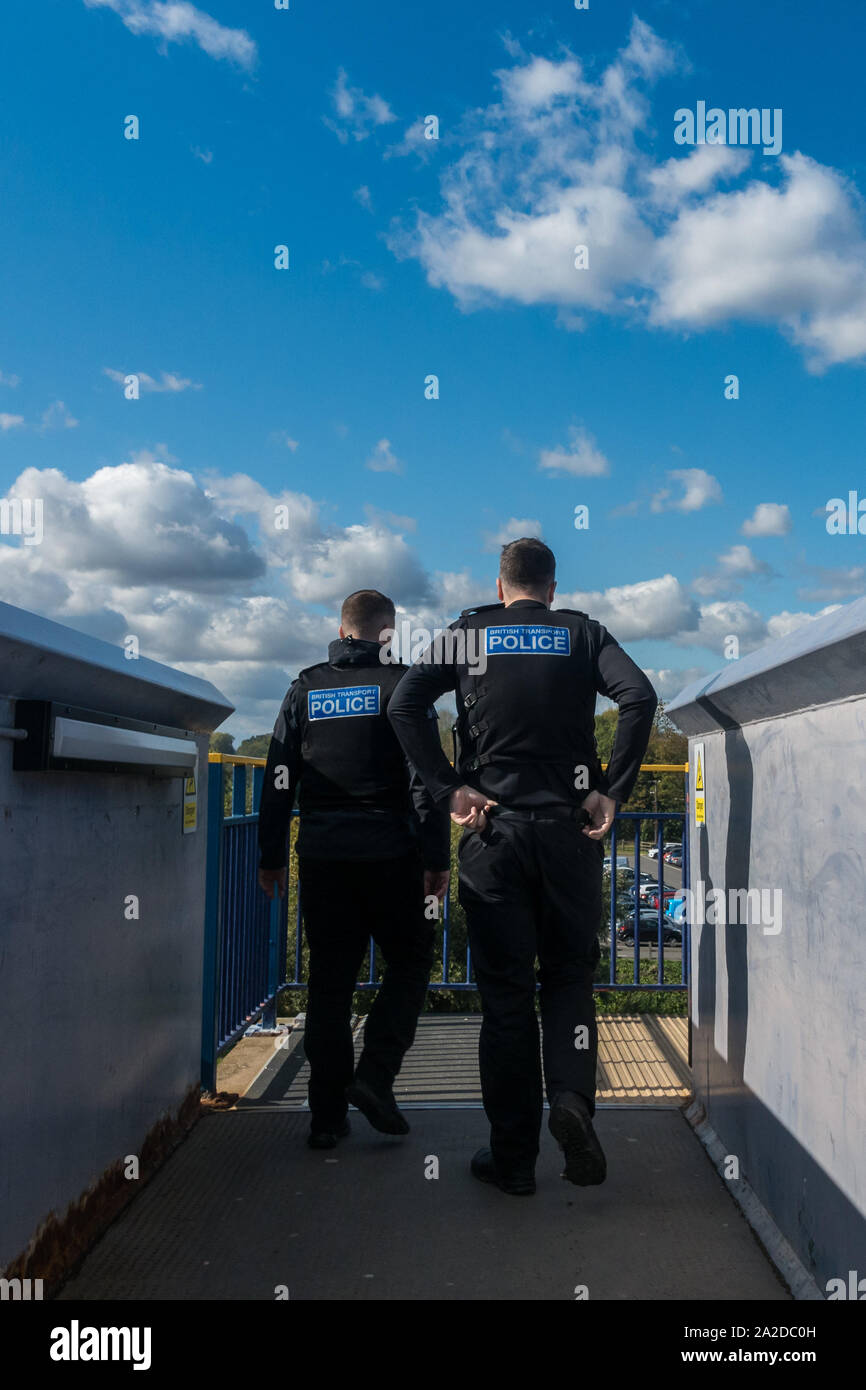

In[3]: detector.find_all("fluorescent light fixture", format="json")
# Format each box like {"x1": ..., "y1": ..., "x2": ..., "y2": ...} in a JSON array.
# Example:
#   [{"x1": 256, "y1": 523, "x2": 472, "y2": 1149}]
[{"x1": 13, "y1": 701, "x2": 198, "y2": 777}]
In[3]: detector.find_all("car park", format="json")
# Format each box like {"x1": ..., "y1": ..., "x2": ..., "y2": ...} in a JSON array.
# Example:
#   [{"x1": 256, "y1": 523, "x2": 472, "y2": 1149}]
[
  {"x1": 603, "y1": 856, "x2": 632, "y2": 872},
  {"x1": 615, "y1": 911, "x2": 681, "y2": 946}
]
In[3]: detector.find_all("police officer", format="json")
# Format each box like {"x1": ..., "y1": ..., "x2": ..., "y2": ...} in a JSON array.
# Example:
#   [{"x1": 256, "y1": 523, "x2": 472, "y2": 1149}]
[
  {"x1": 388, "y1": 539, "x2": 657, "y2": 1195},
  {"x1": 258, "y1": 589, "x2": 450, "y2": 1150}
]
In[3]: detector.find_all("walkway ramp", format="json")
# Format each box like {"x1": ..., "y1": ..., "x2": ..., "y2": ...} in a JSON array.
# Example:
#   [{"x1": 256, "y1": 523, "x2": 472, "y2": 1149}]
[
  {"x1": 57, "y1": 1016, "x2": 788, "y2": 1302},
  {"x1": 276, "y1": 1014, "x2": 693, "y2": 1108}
]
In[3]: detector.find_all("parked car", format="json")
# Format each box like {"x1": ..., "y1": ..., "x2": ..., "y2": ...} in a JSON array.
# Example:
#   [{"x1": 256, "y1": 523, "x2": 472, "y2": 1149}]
[
  {"x1": 647, "y1": 887, "x2": 678, "y2": 909},
  {"x1": 615, "y1": 912, "x2": 681, "y2": 946},
  {"x1": 637, "y1": 875, "x2": 669, "y2": 900},
  {"x1": 667, "y1": 851, "x2": 683, "y2": 868},
  {"x1": 603, "y1": 855, "x2": 631, "y2": 872},
  {"x1": 650, "y1": 842, "x2": 680, "y2": 862},
  {"x1": 666, "y1": 897, "x2": 688, "y2": 925}
]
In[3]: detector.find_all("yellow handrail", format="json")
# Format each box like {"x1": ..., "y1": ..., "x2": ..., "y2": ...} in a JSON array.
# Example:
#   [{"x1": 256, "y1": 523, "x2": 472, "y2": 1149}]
[
  {"x1": 208, "y1": 753, "x2": 267, "y2": 766},
  {"x1": 209, "y1": 751, "x2": 687, "y2": 772}
]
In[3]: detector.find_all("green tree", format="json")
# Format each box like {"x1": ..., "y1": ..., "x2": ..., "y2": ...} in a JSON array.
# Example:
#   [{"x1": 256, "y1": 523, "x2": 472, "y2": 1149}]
[
  {"x1": 237, "y1": 733, "x2": 271, "y2": 759},
  {"x1": 210, "y1": 731, "x2": 235, "y2": 755}
]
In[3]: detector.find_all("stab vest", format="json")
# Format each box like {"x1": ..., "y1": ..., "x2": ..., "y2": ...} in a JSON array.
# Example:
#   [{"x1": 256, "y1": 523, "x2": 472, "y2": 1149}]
[
  {"x1": 451, "y1": 602, "x2": 605, "y2": 803},
  {"x1": 293, "y1": 659, "x2": 412, "y2": 815}
]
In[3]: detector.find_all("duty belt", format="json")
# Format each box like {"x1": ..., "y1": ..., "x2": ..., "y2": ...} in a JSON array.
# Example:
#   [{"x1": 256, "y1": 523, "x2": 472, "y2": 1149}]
[{"x1": 487, "y1": 804, "x2": 590, "y2": 825}]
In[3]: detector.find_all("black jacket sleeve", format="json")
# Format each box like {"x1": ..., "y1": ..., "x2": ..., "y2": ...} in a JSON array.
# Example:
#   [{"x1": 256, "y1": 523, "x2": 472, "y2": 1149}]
[
  {"x1": 258, "y1": 681, "x2": 302, "y2": 870},
  {"x1": 592, "y1": 625, "x2": 658, "y2": 805},
  {"x1": 408, "y1": 748, "x2": 451, "y2": 871},
  {"x1": 387, "y1": 639, "x2": 463, "y2": 804}
]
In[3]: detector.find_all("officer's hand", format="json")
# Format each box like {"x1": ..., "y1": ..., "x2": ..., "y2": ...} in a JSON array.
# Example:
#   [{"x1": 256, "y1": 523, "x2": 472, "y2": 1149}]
[
  {"x1": 258, "y1": 867, "x2": 287, "y2": 899},
  {"x1": 580, "y1": 790, "x2": 617, "y2": 840},
  {"x1": 424, "y1": 869, "x2": 450, "y2": 901},
  {"x1": 450, "y1": 785, "x2": 497, "y2": 831}
]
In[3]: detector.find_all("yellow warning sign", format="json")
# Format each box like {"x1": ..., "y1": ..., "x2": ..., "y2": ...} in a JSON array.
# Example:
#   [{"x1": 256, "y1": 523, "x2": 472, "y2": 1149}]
[
  {"x1": 694, "y1": 743, "x2": 705, "y2": 825},
  {"x1": 182, "y1": 769, "x2": 198, "y2": 834}
]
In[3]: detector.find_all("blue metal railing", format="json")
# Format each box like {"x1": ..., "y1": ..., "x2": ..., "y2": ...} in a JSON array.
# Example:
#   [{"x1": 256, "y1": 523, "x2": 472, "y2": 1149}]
[
  {"x1": 201, "y1": 758, "x2": 689, "y2": 1086},
  {"x1": 201, "y1": 757, "x2": 284, "y2": 1091}
]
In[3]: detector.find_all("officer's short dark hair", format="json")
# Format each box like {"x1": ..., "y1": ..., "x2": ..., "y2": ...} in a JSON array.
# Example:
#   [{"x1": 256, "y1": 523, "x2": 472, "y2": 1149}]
[
  {"x1": 499, "y1": 537, "x2": 556, "y2": 591},
  {"x1": 340, "y1": 589, "x2": 396, "y2": 640}
]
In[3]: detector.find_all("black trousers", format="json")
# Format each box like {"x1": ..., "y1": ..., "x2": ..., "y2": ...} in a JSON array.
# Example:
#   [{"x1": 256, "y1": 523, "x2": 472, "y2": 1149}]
[
  {"x1": 458, "y1": 815, "x2": 602, "y2": 1173},
  {"x1": 299, "y1": 851, "x2": 435, "y2": 1130}
]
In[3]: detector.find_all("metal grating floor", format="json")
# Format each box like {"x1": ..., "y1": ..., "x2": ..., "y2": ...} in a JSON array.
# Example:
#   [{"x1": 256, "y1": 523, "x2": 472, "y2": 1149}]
[
  {"x1": 57, "y1": 1106, "x2": 788, "y2": 1301},
  {"x1": 276, "y1": 1013, "x2": 692, "y2": 1109}
]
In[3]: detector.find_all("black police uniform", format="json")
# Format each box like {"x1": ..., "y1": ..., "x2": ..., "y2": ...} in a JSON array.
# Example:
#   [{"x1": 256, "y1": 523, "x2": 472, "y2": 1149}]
[
  {"x1": 258, "y1": 636, "x2": 450, "y2": 1134},
  {"x1": 387, "y1": 600, "x2": 657, "y2": 1175}
]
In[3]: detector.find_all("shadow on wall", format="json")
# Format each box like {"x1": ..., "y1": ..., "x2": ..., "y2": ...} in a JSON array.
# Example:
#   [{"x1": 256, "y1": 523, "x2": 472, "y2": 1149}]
[
  {"x1": 696, "y1": 699, "x2": 752, "y2": 1098},
  {"x1": 692, "y1": 697, "x2": 864, "y2": 1290}
]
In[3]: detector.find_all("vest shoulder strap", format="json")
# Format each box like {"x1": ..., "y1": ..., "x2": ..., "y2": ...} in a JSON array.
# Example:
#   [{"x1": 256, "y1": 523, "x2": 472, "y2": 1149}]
[{"x1": 459, "y1": 601, "x2": 505, "y2": 618}]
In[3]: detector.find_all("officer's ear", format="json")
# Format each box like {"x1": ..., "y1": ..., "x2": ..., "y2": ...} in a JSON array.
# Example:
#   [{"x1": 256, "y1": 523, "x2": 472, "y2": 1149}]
[
  {"x1": 548, "y1": 579, "x2": 557, "y2": 605},
  {"x1": 496, "y1": 576, "x2": 505, "y2": 601},
  {"x1": 338, "y1": 624, "x2": 346, "y2": 639}
]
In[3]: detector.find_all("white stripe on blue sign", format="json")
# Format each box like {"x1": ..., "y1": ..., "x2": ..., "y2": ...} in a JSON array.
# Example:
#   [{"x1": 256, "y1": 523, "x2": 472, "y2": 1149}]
[
  {"x1": 485, "y1": 624, "x2": 571, "y2": 655},
  {"x1": 307, "y1": 684, "x2": 381, "y2": 720}
]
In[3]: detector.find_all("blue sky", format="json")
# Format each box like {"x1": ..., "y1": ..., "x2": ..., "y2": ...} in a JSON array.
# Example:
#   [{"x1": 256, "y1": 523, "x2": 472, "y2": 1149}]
[{"x1": 2, "y1": 0, "x2": 865, "y2": 737}]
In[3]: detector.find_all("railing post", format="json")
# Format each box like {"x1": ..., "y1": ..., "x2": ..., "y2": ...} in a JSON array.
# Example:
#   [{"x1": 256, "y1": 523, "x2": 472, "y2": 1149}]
[
  {"x1": 201, "y1": 758, "x2": 226, "y2": 1092},
  {"x1": 684, "y1": 762, "x2": 692, "y2": 1068}
]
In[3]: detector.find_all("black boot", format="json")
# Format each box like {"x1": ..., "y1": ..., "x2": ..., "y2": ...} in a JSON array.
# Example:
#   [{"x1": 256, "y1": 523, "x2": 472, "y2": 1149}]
[
  {"x1": 470, "y1": 1147, "x2": 536, "y2": 1196},
  {"x1": 548, "y1": 1091, "x2": 606, "y2": 1185},
  {"x1": 307, "y1": 1118, "x2": 351, "y2": 1150},
  {"x1": 346, "y1": 1078, "x2": 410, "y2": 1135}
]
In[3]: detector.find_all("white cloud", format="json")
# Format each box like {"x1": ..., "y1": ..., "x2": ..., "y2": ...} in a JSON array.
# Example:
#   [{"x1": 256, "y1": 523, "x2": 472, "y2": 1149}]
[
  {"x1": 651, "y1": 468, "x2": 722, "y2": 513},
  {"x1": 191, "y1": 146, "x2": 213, "y2": 164},
  {"x1": 538, "y1": 426, "x2": 609, "y2": 477},
  {"x1": 0, "y1": 413, "x2": 24, "y2": 430},
  {"x1": 126, "y1": 443, "x2": 179, "y2": 464},
  {"x1": 796, "y1": 567, "x2": 866, "y2": 603},
  {"x1": 691, "y1": 544, "x2": 773, "y2": 596},
  {"x1": 3, "y1": 462, "x2": 264, "y2": 588},
  {"x1": 364, "y1": 505, "x2": 417, "y2": 533},
  {"x1": 82, "y1": 0, "x2": 257, "y2": 69},
  {"x1": 497, "y1": 54, "x2": 583, "y2": 110},
  {"x1": 269, "y1": 431, "x2": 299, "y2": 451},
  {"x1": 384, "y1": 118, "x2": 438, "y2": 162},
  {"x1": 0, "y1": 460, "x2": 438, "y2": 732},
  {"x1": 674, "y1": 600, "x2": 768, "y2": 653},
  {"x1": 483, "y1": 517, "x2": 543, "y2": 551},
  {"x1": 558, "y1": 573, "x2": 698, "y2": 642},
  {"x1": 648, "y1": 144, "x2": 750, "y2": 203},
  {"x1": 0, "y1": 369, "x2": 20, "y2": 387},
  {"x1": 354, "y1": 185, "x2": 374, "y2": 211},
  {"x1": 388, "y1": 19, "x2": 866, "y2": 370},
  {"x1": 643, "y1": 666, "x2": 708, "y2": 701},
  {"x1": 766, "y1": 605, "x2": 843, "y2": 638},
  {"x1": 366, "y1": 438, "x2": 403, "y2": 474},
  {"x1": 39, "y1": 400, "x2": 79, "y2": 431},
  {"x1": 360, "y1": 270, "x2": 385, "y2": 290},
  {"x1": 288, "y1": 525, "x2": 429, "y2": 606},
  {"x1": 741, "y1": 502, "x2": 792, "y2": 536},
  {"x1": 325, "y1": 68, "x2": 396, "y2": 144},
  {"x1": 103, "y1": 367, "x2": 202, "y2": 392}
]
